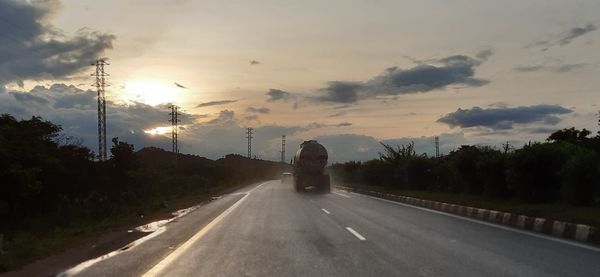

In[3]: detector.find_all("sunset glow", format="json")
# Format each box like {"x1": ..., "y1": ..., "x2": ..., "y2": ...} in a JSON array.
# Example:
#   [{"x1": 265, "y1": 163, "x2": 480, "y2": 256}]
[
  {"x1": 144, "y1": 126, "x2": 172, "y2": 136},
  {"x1": 122, "y1": 80, "x2": 180, "y2": 106}
]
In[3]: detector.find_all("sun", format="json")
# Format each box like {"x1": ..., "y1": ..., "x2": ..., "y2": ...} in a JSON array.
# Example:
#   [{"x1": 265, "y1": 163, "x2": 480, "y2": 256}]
[
  {"x1": 144, "y1": 126, "x2": 172, "y2": 135},
  {"x1": 121, "y1": 80, "x2": 180, "y2": 106}
]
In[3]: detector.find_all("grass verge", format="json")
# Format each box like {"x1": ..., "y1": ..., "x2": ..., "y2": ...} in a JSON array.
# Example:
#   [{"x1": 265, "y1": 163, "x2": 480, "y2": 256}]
[{"x1": 0, "y1": 181, "x2": 256, "y2": 273}]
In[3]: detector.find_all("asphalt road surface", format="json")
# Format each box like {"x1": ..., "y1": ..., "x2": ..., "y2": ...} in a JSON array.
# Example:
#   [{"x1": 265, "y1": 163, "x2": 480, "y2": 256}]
[{"x1": 66, "y1": 180, "x2": 600, "y2": 277}]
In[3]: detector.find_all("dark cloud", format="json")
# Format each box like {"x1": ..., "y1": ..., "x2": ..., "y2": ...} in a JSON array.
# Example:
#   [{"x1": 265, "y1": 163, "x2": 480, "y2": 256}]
[
  {"x1": 246, "y1": 107, "x2": 270, "y2": 114},
  {"x1": 0, "y1": 83, "x2": 200, "y2": 153},
  {"x1": 315, "y1": 81, "x2": 362, "y2": 103},
  {"x1": 531, "y1": 24, "x2": 596, "y2": 50},
  {"x1": 305, "y1": 122, "x2": 353, "y2": 129},
  {"x1": 476, "y1": 49, "x2": 494, "y2": 60},
  {"x1": 514, "y1": 65, "x2": 545, "y2": 72},
  {"x1": 332, "y1": 104, "x2": 352, "y2": 110},
  {"x1": 514, "y1": 63, "x2": 588, "y2": 73},
  {"x1": 437, "y1": 105, "x2": 573, "y2": 130},
  {"x1": 557, "y1": 24, "x2": 597, "y2": 45},
  {"x1": 0, "y1": 0, "x2": 115, "y2": 85},
  {"x1": 312, "y1": 54, "x2": 489, "y2": 104},
  {"x1": 10, "y1": 90, "x2": 49, "y2": 105},
  {"x1": 174, "y1": 82, "x2": 187, "y2": 89},
  {"x1": 552, "y1": 63, "x2": 589, "y2": 73},
  {"x1": 265, "y1": 88, "x2": 294, "y2": 102},
  {"x1": 195, "y1": 100, "x2": 238, "y2": 108}
]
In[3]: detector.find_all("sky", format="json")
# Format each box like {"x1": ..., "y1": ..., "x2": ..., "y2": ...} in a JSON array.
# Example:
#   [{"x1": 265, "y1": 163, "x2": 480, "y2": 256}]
[{"x1": 1, "y1": 0, "x2": 599, "y2": 162}]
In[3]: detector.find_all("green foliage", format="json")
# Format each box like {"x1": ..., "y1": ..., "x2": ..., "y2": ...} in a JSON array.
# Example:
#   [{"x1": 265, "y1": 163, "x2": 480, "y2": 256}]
[
  {"x1": 506, "y1": 143, "x2": 570, "y2": 202},
  {"x1": 560, "y1": 149, "x2": 600, "y2": 205},
  {"x1": 0, "y1": 114, "x2": 282, "y2": 271},
  {"x1": 330, "y1": 127, "x2": 600, "y2": 207},
  {"x1": 547, "y1": 127, "x2": 591, "y2": 143}
]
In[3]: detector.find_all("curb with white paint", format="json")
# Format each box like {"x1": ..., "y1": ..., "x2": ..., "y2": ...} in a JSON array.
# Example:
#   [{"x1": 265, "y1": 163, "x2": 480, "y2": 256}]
[{"x1": 334, "y1": 185, "x2": 599, "y2": 246}]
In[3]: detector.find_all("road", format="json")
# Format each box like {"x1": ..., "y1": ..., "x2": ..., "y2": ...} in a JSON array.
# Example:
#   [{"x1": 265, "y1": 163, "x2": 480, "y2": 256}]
[{"x1": 66, "y1": 180, "x2": 600, "y2": 277}]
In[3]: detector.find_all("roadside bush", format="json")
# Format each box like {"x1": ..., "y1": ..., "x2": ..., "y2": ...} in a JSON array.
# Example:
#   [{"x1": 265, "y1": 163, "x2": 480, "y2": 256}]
[
  {"x1": 560, "y1": 149, "x2": 600, "y2": 205},
  {"x1": 507, "y1": 143, "x2": 570, "y2": 203},
  {"x1": 477, "y1": 148, "x2": 508, "y2": 198},
  {"x1": 403, "y1": 156, "x2": 435, "y2": 190},
  {"x1": 446, "y1": 146, "x2": 484, "y2": 194}
]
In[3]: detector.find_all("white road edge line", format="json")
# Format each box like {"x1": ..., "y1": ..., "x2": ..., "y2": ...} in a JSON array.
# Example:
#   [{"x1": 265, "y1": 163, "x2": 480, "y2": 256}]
[
  {"x1": 346, "y1": 227, "x2": 366, "y2": 241},
  {"x1": 321, "y1": 208, "x2": 331, "y2": 214},
  {"x1": 357, "y1": 193, "x2": 600, "y2": 253},
  {"x1": 333, "y1": 192, "x2": 351, "y2": 198},
  {"x1": 142, "y1": 182, "x2": 266, "y2": 277}
]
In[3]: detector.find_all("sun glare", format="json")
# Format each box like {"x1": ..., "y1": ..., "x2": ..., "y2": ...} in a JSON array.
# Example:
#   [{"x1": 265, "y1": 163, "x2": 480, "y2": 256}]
[
  {"x1": 144, "y1": 126, "x2": 171, "y2": 135},
  {"x1": 122, "y1": 80, "x2": 180, "y2": 106}
]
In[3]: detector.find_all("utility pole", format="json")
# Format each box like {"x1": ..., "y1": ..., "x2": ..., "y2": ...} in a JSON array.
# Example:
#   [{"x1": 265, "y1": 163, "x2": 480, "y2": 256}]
[
  {"x1": 246, "y1": 128, "x2": 253, "y2": 158},
  {"x1": 92, "y1": 58, "x2": 109, "y2": 161},
  {"x1": 169, "y1": 105, "x2": 181, "y2": 154},
  {"x1": 281, "y1": 135, "x2": 286, "y2": 163},
  {"x1": 434, "y1": 136, "x2": 440, "y2": 158}
]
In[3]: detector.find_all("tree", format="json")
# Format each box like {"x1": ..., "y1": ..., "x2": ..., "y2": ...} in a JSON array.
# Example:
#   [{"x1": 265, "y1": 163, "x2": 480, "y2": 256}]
[
  {"x1": 110, "y1": 137, "x2": 137, "y2": 171},
  {"x1": 0, "y1": 115, "x2": 62, "y2": 219},
  {"x1": 547, "y1": 127, "x2": 591, "y2": 144}
]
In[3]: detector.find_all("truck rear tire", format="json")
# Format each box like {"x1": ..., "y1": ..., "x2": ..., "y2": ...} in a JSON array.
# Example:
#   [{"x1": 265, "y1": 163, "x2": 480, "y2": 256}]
[{"x1": 294, "y1": 176, "x2": 304, "y2": 192}]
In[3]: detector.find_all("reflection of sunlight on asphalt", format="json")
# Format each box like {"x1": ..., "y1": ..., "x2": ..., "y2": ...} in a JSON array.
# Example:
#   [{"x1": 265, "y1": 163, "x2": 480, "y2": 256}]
[{"x1": 135, "y1": 206, "x2": 200, "y2": 232}]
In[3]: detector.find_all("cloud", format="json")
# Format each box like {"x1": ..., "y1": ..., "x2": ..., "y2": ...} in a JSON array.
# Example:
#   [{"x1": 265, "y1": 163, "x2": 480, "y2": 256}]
[
  {"x1": 206, "y1": 110, "x2": 235, "y2": 124},
  {"x1": 0, "y1": 83, "x2": 201, "y2": 152},
  {"x1": 557, "y1": 24, "x2": 597, "y2": 45},
  {"x1": 244, "y1": 114, "x2": 259, "y2": 121},
  {"x1": 0, "y1": 0, "x2": 115, "y2": 86},
  {"x1": 514, "y1": 65, "x2": 545, "y2": 72},
  {"x1": 531, "y1": 24, "x2": 596, "y2": 50},
  {"x1": 476, "y1": 49, "x2": 494, "y2": 60},
  {"x1": 2, "y1": 82, "x2": 553, "y2": 162},
  {"x1": 514, "y1": 63, "x2": 588, "y2": 73},
  {"x1": 437, "y1": 105, "x2": 573, "y2": 130},
  {"x1": 265, "y1": 88, "x2": 294, "y2": 102},
  {"x1": 312, "y1": 54, "x2": 489, "y2": 104},
  {"x1": 315, "y1": 81, "x2": 362, "y2": 103},
  {"x1": 10, "y1": 90, "x2": 49, "y2": 105},
  {"x1": 174, "y1": 82, "x2": 188, "y2": 89},
  {"x1": 327, "y1": 111, "x2": 346, "y2": 118},
  {"x1": 246, "y1": 107, "x2": 270, "y2": 114},
  {"x1": 195, "y1": 99, "x2": 238, "y2": 108},
  {"x1": 249, "y1": 60, "x2": 260, "y2": 65}
]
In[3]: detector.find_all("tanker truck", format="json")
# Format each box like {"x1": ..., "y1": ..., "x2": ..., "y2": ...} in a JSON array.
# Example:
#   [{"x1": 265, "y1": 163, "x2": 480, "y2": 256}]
[{"x1": 292, "y1": 140, "x2": 330, "y2": 193}]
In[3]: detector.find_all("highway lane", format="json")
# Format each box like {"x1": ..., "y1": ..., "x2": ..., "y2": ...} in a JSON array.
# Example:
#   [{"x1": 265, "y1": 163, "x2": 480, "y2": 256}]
[{"x1": 70, "y1": 180, "x2": 600, "y2": 277}]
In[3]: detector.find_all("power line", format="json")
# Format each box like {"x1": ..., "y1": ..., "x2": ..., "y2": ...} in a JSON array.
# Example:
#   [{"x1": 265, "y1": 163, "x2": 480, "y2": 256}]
[
  {"x1": 91, "y1": 58, "x2": 109, "y2": 161},
  {"x1": 169, "y1": 105, "x2": 181, "y2": 154},
  {"x1": 434, "y1": 136, "x2": 440, "y2": 158},
  {"x1": 246, "y1": 128, "x2": 253, "y2": 158},
  {"x1": 281, "y1": 135, "x2": 286, "y2": 163}
]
